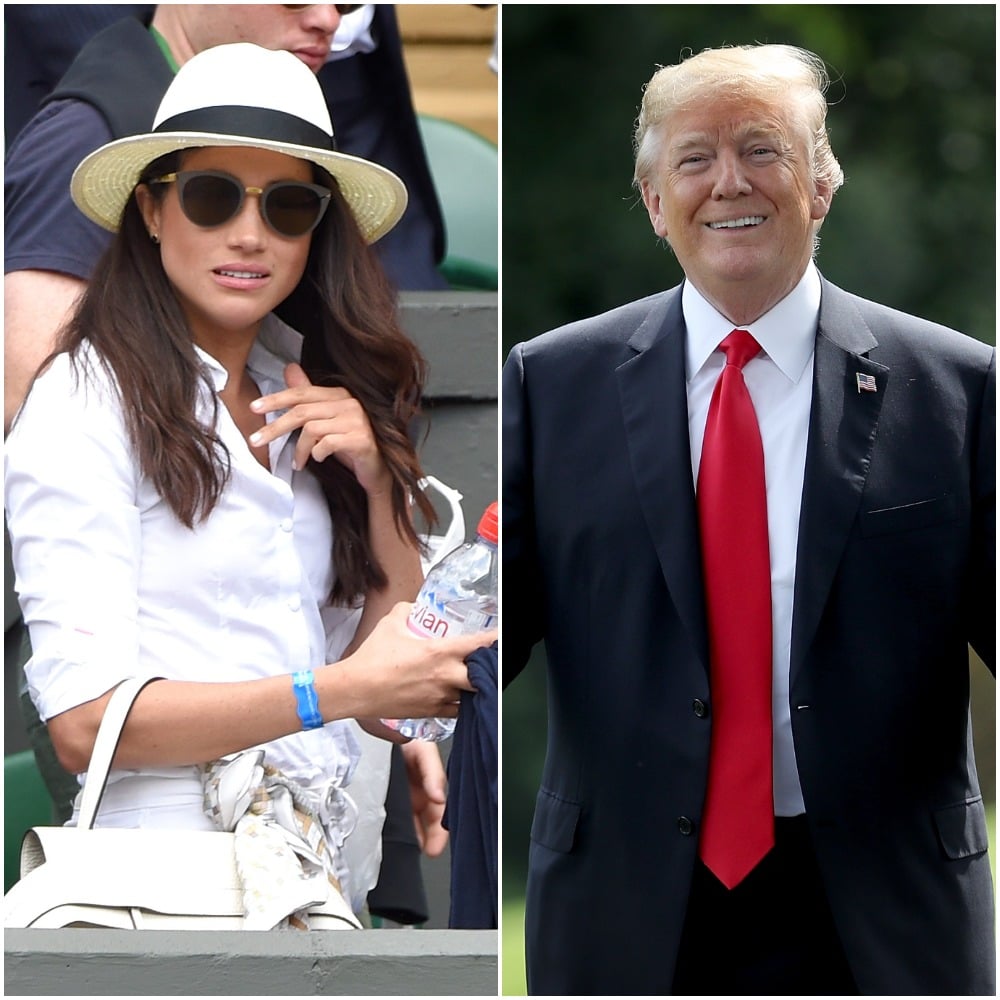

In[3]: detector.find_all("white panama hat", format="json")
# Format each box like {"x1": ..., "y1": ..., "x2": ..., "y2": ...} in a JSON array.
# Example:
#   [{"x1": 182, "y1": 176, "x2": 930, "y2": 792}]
[{"x1": 70, "y1": 42, "x2": 408, "y2": 243}]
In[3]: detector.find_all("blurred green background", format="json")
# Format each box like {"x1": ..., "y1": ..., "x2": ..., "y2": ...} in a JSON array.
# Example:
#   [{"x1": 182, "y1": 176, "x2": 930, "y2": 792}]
[{"x1": 499, "y1": 5, "x2": 995, "y2": 995}]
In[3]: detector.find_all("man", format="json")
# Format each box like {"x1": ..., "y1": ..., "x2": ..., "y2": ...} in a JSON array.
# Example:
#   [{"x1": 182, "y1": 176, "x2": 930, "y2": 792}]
[
  {"x1": 317, "y1": 5, "x2": 449, "y2": 294},
  {"x1": 3, "y1": 4, "x2": 154, "y2": 145},
  {"x1": 503, "y1": 44, "x2": 994, "y2": 994},
  {"x1": 4, "y1": 3, "x2": 449, "y2": 926}
]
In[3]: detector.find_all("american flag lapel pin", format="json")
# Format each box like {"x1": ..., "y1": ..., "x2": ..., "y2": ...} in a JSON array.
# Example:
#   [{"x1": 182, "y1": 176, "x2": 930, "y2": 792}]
[{"x1": 856, "y1": 372, "x2": 877, "y2": 394}]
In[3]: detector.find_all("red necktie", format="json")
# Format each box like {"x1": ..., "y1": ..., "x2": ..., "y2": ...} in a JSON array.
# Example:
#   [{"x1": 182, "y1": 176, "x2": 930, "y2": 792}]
[{"x1": 696, "y1": 329, "x2": 774, "y2": 889}]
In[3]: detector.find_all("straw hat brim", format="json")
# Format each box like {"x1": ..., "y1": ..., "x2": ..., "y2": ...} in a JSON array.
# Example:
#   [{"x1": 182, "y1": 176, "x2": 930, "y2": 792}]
[{"x1": 70, "y1": 131, "x2": 408, "y2": 244}]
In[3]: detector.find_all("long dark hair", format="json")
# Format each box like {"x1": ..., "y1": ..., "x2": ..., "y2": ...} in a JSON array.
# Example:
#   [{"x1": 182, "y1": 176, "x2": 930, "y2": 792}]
[{"x1": 53, "y1": 149, "x2": 435, "y2": 605}]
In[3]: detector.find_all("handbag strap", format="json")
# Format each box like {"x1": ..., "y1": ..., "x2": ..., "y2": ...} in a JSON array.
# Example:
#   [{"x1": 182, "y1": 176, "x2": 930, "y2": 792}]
[
  {"x1": 418, "y1": 475, "x2": 466, "y2": 570},
  {"x1": 77, "y1": 676, "x2": 164, "y2": 831}
]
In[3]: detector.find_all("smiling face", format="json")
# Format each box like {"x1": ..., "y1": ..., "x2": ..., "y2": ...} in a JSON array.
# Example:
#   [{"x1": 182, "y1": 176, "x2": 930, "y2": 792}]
[
  {"x1": 640, "y1": 93, "x2": 833, "y2": 324},
  {"x1": 137, "y1": 146, "x2": 314, "y2": 353}
]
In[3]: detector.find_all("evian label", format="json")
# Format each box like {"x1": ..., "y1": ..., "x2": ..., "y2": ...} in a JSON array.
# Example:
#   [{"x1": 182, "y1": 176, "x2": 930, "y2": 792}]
[{"x1": 407, "y1": 591, "x2": 496, "y2": 639}]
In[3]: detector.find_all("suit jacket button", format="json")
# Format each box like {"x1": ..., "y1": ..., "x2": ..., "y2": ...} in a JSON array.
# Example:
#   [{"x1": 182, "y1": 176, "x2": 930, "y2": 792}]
[
  {"x1": 692, "y1": 698, "x2": 708, "y2": 718},
  {"x1": 677, "y1": 816, "x2": 695, "y2": 836}
]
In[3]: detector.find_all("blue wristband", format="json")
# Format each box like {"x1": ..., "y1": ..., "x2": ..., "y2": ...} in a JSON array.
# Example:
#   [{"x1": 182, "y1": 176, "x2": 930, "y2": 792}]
[{"x1": 292, "y1": 670, "x2": 323, "y2": 730}]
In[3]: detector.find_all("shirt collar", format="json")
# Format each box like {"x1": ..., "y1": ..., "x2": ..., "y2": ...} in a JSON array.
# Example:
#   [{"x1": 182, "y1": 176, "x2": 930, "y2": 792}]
[
  {"x1": 193, "y1": 313, "x2": 305, "y2": 395},
  {"x1": 248, "y1": 313, "x2": 305, "y2": 394},
  {"x1": 683, "y1": 262, "x2": 821, "y2": 384}
]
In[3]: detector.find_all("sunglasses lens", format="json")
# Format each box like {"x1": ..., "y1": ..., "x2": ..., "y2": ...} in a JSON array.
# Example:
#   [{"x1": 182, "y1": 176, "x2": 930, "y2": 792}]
[
  {"x1": 264, "y1": 183, "x2": 327, "y2": 237},
  {"x1": 179, "y1": 173, "x2": 242, "y2": 227}
]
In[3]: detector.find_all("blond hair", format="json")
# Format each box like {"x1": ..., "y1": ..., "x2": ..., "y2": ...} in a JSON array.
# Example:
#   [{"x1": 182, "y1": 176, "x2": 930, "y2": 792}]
[{"x1": 633, "y1": 44, "x2": 844, "y2": 197}]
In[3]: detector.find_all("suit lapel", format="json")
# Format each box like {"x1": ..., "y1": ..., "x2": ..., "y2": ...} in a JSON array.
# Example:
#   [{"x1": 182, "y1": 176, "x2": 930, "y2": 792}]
[
  {"x1": 615, "y1": 289, "x2": 710, "y2": 672},
  {"x1": 611, "y1": 279, "x2": 889, "y2": 683},
  {"x1": 790, "y1": 280, "x2": 889, "y2": 685}
]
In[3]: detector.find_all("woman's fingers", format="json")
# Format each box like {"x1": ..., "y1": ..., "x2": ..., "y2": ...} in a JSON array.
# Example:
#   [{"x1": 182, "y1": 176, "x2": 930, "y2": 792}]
[
  {"x1": 341, "y1": 603, "x2": 497, "y2": 718},
  {"x1": 248, "y1": 367, "x2": 386, "y2": 486}
]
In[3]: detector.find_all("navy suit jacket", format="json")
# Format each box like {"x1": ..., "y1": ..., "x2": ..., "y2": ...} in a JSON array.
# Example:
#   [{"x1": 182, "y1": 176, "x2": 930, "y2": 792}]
[{"x1": 502, "y1": 276, "x2": 995, "y2": 995}]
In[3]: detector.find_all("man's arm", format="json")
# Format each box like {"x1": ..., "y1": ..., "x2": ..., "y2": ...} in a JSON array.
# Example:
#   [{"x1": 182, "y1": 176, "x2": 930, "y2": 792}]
[
  {"x1": 501, "y1": 344, "x2": 545, "y2": 687},
  {"x1": 967, "y1": 347, "x2": 996, "y2": 671},
  {"x1": 4, "y1": 99, "x2": 119, "y2": 434},
  {"x1": 4, "y1": 270, "x2": 86, "y2": 433}
]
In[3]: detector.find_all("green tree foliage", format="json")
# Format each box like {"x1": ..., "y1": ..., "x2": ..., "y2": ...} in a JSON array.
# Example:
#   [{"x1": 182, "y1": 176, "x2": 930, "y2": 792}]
[
  {"x1": 501, "y1": 4, "x2": 996, "y2": 893},
  {"x1": 501, "y1": 4, "x2": 995, "y2": 354}
]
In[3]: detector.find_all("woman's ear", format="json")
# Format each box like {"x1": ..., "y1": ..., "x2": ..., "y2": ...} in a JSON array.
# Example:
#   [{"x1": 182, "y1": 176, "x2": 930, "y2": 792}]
[{"x1": 135, "y1": 184, "x2": 162, "y2": 242}]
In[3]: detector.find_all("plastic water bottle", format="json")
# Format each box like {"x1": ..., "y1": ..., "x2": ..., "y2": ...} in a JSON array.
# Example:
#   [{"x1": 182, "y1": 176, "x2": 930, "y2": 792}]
[{"x1": 383, "y1": 501, "x2": 498, "y2": 742}]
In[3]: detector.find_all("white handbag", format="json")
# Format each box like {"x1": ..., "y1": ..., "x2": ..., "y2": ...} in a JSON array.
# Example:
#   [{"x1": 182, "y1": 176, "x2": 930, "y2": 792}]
[{"x1": 3, "y1": 676, "x2": 360, "y2": 930}]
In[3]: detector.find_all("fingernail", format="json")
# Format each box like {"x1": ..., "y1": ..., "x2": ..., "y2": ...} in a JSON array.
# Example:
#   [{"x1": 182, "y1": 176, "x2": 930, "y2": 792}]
[
  {"x1": 249, "y1": 399, "x2": 263, "y2": 412},
  {"x1": 249, "y1": 431, "x2": 263, "y2": 446}
]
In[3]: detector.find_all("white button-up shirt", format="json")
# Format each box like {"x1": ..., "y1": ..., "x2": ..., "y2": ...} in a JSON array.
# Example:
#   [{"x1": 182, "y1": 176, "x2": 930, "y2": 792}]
[{"x1": 4, "y1": 313, "x2": 386, "y2": 902}]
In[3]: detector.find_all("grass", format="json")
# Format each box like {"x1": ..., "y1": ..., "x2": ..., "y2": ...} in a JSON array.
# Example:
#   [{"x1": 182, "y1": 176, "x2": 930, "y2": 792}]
[
  {"x1": 501, "y1": 897, "x2": 528, "y2": 996},
  {"x1": 500, "y1": 807, "x2": 995, "y2": 995}
]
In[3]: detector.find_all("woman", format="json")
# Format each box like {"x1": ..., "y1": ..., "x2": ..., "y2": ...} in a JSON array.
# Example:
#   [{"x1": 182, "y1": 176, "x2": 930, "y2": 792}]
[{"x1": 4, "y1": 43, "x2": 491, "y2": 923}]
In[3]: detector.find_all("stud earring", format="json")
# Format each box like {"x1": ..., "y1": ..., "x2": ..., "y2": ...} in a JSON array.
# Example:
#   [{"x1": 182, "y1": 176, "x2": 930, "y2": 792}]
[{"x1": 150, "y1": 232, "x2": 160, "y2": 245}]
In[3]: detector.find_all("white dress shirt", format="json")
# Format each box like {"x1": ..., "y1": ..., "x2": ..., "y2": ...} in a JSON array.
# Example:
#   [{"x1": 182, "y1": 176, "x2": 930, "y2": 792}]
[
  {"x1": 684, "y1": 263, "x2": 821, "y2": 816},
  {"x1": 4, "y1": 313, "x2": 388, "y2": 907},
  {"x1": 326, "y1": 4, "x2": 376, "y2": 62}
]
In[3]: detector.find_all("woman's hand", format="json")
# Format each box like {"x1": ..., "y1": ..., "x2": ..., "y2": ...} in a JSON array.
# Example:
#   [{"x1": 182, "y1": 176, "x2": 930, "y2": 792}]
[
  {"x1": 45, "y1": 603, "x2": 496, "y2": 773},
  {"x1": 250, "y1": 362, "x2": 390, "y2": 495},
  {"x1": 335, "y1": 602, "x2": 496, "y2": 728}
]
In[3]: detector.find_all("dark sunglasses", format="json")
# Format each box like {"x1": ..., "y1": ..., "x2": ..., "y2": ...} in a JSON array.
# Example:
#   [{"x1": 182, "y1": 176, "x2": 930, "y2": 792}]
[{"x1": 149, "y1": 170, "x2": 332, "y2": 238}]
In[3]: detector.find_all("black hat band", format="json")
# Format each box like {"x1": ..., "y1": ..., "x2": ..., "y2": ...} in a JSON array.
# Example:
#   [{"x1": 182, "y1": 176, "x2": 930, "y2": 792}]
[{"x1": 155, "y1": 106, "x2": 336, "y2": 152}]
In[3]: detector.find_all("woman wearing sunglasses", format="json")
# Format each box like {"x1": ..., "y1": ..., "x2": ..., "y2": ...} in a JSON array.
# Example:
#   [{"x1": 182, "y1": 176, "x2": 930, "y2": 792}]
[{"x1": 4, "y1": 43, "x2": 492, "y2": 926}]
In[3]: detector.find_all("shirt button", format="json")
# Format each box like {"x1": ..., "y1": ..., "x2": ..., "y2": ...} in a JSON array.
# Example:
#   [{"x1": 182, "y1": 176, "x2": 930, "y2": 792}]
[
  {"x1": 280, "y1": 518, "x2": 294, "y2": 533},
  {"x1": 288, "y1": 596, "x2": 301, "y2": 612},
  {"x1": 677, "y1": 816, "x2": 695, "y2": 836},
  {"x1": 692, "y1": 698, "x2": 708, "y2": 718}
]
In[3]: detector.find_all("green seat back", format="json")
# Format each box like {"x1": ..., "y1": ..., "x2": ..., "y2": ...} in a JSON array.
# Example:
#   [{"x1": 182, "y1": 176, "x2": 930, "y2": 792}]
[
  {"x1": 417, "y1": 114, "x2": 498, "y2": 290},
  {"x1": 5, "y1": 749, "x2": 56, "y2": 891}
]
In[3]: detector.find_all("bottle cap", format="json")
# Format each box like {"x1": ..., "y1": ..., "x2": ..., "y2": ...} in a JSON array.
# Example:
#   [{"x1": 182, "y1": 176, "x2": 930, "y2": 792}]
[{"x1": 477, "y1": 501, "x2": 498, "y2": 544}]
